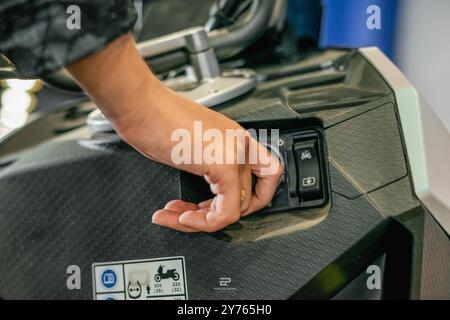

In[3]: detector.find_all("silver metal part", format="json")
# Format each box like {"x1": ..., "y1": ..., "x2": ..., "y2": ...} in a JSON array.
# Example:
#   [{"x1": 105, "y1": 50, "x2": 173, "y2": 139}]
[
  {"x1": 136, "y1": 27, "x2": 210, "y2": 58},
  {"x1": 88, "y1": 25, "x2": 257, "y2": 133},
  {"x1": 87, "y1": 109, "x2": 117, "y2": 134},
  {"x1": 43, "y1": 1, "x2": 279, "y2": 92},
  {"x1": 360, "y1": 47, "x2": 450, "y2": 235},
  {"x1": 180, "y1": 69, "x2": 256, "y2": 106},
  {"x1": 138, "y1": 27, "x2": 221, "y2": 83},
  {"x1": 87, "y1": 69, "x2": 256, "y2": 133},
  {"x1": 87, "y1": 27, "x2": 256, "y2": 133},
  {"x1": 269, "y1": 0, "x2": 288, "y2": 31},
  {"x1": 190, "y1": 49, "x2": 221, "y2": 80}
]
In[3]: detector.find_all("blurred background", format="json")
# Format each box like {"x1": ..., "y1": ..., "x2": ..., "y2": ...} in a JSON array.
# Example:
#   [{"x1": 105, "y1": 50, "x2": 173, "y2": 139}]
[
  {"x1": 1, "y1": 0, "x2": 449, "y2": 134},
  {"x1": 288, "y1": 0, "x2": 450, "y2": 132}
]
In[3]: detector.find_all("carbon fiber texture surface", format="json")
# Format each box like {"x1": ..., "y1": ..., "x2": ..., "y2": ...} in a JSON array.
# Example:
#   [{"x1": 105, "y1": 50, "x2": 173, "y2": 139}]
[
  {"x1": 420, "y1": 213, "x2": 450, "y2": 299},
  {"x1": 0, "y1": 50, "x2": 445, "y2": 299},
  {"x1": 0, "y1": 139, "x2": 384, "y2": 299}
]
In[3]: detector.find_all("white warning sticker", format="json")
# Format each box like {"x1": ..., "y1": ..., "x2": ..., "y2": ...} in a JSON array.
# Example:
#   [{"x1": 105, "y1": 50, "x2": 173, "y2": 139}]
[{"x1": 92, "y1": 256, "x2": 188, "y2": 300}]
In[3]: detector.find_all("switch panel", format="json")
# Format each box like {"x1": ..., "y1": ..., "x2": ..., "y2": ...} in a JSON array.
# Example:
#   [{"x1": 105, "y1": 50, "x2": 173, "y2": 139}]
[
  {"x1": 180, "y1": 127, "x2": 329, "y2": 215},
  {"x1": 294, "y1": 139, "x2": 322, "y2": 201},
  {"x1": 258, "y1": 127, "x2": 329, "y2": 214}
]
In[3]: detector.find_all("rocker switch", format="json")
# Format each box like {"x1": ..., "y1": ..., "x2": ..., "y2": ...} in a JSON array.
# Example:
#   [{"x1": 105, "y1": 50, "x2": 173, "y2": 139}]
[{"x1": 294, "y1": 139, "x2": 322, "y2": 201}]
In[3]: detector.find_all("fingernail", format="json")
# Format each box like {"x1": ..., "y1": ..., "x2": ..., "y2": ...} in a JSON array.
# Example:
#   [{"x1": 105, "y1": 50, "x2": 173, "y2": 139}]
[
  {"x1": 179, "y1": 213, "x2": 187, "y2": 224},
  {"x1": 152, "y1": 212, "x2": 160, "y2": 224}
]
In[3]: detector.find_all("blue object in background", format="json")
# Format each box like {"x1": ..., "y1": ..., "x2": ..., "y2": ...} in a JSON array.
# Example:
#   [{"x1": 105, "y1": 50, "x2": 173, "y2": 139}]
[
  {"x1": 320, "y1": 0, "x2": 398, "y2": 59},
  {"x1": 287, "y1": 0, "x2": 322, "y2": 42}
]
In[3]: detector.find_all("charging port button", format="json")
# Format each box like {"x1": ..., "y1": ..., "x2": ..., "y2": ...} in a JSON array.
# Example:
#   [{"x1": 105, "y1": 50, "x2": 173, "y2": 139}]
[{"x1": 294, "y1": 139, "x2": 322, "y2": 201}]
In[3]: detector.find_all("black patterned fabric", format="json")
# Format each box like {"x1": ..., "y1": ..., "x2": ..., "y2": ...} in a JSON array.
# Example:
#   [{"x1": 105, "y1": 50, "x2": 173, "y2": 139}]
[{"x1": 0, "y1": 0, "x2": 137, "y2": 77}]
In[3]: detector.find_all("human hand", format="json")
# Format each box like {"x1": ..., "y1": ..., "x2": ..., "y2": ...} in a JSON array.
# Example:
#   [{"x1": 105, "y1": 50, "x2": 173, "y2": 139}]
[
  {"x1": 152, "y1": 133, "x2": 283, "y2": 233},
  {"x1": 67, "y1": 33, "x2": 283, "y2": 233}
]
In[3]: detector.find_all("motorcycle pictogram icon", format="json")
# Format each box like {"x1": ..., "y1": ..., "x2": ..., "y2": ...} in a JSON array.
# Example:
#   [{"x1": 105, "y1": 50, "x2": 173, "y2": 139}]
[{"x1": 154, "y1": 265, "x2": 180, "y2": 282}]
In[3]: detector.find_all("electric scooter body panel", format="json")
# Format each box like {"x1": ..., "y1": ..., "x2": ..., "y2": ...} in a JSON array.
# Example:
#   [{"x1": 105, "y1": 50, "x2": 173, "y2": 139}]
[{"x1": 1, "y1": 48, "x2": 449, "y2": 300}]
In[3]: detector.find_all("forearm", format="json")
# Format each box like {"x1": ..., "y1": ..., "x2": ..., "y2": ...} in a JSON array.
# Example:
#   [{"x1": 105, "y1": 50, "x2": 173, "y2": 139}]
[
  {"x1": 67, "y1": 33, "x2": 160, "y2": 132},
  {"x1": 68, "y1": 33, "x2": 172, "y2": 161},
  {"x1": 67, "y1": 33, "x2": 281, "y2": 233},
  {"x1": 67, "y1": 33, "x2": 240, "y2": 173}
]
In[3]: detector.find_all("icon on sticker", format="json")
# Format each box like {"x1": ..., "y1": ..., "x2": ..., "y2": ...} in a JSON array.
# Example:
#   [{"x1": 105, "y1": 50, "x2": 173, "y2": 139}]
[
  {"x1": 300, "y1": 149, "x2": 312, "y2": 160},
  {"x1": 154, "y1": 265, "x2": 180, "y2": 282},
  {"x1": 93, "y1": 257, "x2": 187, "y2": 300},
  {"x1": 127, "y1": 281, "x2": 142, "y2": 299},
  {"x1": 302, "y1": 176, "x2": 317, "y2": 188},
  {"x1": 101, "y1": 269, "x2": 117, "y2": 289}
]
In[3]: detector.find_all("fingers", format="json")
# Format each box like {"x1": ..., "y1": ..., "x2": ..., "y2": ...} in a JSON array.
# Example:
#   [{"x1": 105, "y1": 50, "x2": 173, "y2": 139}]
[
  {"x1": 240, "y1": 165, "x2": 252, "y2": 213},
  {"x1": 200, "y1": 165, "x2": 251, "y2": 214},
  {"x1": 198, "y1": 198, "x2": 214, "y2": 209},
  {"x1": 152, "y1": 209, "x2": 199, "y2": 232},
  {"x1": 180, "y1": 166, "x2": 242, "y2": 232},
  {"x1": 243, "y1": 144, "x2": 284, "y2": 216},
  {"x1": 152, "y1": 200, "x2": 199, "y2": 232},
  {"x1": 152, "y1": 140, "x2": 283, "y2": 233},
  {"x1": 165, "y1": 199, "x2": 199, "y2": 212},
  {"x1": 243, "y1": 171, "x2": 280, "y2": 216}
]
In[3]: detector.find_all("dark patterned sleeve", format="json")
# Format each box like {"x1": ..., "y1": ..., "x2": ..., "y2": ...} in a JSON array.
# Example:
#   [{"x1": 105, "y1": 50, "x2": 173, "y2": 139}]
[{"x1": 0, "y1": 0, "x2": 138, "y2": 77}]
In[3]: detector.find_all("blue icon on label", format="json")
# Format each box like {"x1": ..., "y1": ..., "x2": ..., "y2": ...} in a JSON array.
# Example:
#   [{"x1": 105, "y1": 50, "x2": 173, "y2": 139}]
[{"x1": 101, "y1": 269, "x2": 117, "y2": 289}]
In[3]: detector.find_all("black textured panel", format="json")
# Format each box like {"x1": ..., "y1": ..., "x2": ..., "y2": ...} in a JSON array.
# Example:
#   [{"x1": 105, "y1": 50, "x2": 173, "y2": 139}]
[
  {"x1": 0, "y1": 140, "x2": 179, "y2": 299},
  {"x1": 221, "y1": 101, "x2": 298, "y2": 123},
  {"x1": 329, "y1": 162, "x2": 362, "y2": 199},
  {"x1": 420, "y1": 213, "x2": 450, "y2": 299},
  {"x1": 367, "y1": 176, "x2": 420, "y2": 217},
  {"x1": 0, "y1": 49, "x2": 442, "y2": 300},
  {"x1": 326, "y1": 103, "x2": 407, "y2": 195},
  {"x1": 0, "y1": 137, "x2": 386, "y2": 299},
  {"x1": 333, "y1": 255, "x2": 386, "y2": 300},
  {"x1": 299, "y1": 95, "x2": 396, "y2": 129},
  {"x1": 284, "y1": 84, "x2": 385, "y2": 112}
]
